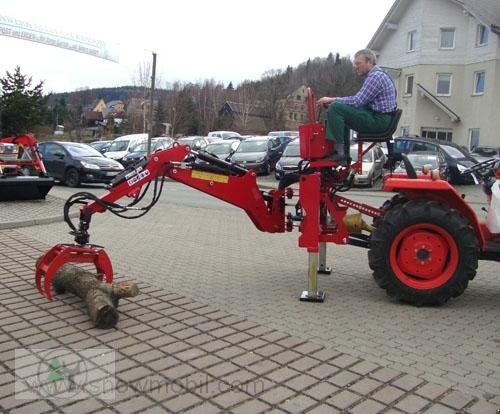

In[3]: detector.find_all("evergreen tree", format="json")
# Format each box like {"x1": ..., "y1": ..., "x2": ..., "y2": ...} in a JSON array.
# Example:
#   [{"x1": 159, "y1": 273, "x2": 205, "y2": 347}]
[
  {"x1": 0, "y1": 66, "x2": 48, "y2": 136},
  {"x1": 51, "y1": 97, "x2": 69, "y2": 129}
]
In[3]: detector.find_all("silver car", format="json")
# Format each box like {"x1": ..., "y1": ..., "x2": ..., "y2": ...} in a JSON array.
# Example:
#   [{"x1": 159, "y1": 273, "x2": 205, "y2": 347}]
[{"x1": 350, "y1": 144, "x2": 386, "y2": 187}]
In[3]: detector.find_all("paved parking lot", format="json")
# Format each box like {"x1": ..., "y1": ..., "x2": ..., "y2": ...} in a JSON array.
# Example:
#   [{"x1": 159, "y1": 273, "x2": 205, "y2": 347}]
[{"x1": 8, "y1": 180, "x2": 500, "y2": 409}]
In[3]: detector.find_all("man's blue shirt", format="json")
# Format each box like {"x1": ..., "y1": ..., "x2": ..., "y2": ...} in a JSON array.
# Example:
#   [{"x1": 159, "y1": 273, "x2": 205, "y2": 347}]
[{"x1": 336, "y1": 65, "x2": 397, "y2": 113}]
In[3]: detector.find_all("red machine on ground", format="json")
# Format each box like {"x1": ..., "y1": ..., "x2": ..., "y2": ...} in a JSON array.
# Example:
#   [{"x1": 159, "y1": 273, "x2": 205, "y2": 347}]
[
  {"x1": 0, "y1": 134, "x2": 54, "y2": 201},
  {"x1": 35, "y1": 89, "x2": 500, "y2": 306}
]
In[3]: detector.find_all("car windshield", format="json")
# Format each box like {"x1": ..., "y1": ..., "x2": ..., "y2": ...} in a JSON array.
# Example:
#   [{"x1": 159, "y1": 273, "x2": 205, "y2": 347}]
[
  {"x1": 108, "y1": 140, "x2": 129, "y2": 152},
  {"x1": 350, "y1": 148, "x2": 373, "y2": 163},
  {"x1": 236, "y1": 140, "x2": 267, "y2": 153},
  {"x1": 177, "y1": 138, "x2": 196, "y2": 146},
  {"x1": 205, "y1": 142, "x2": 233, "y2": 155},
  {"x1": 90, "y1": 142, "x2": 107, "y2": 150},
  {"x1": 65, "y1": 144, "x2": 102, "y2": 157},
  {"x1": 440, "y1": 145, "x2": 466, "y2": 159},
  {"x1": 283, "y1": 144, "x2": 300, "y2": 157},
  {"x1": 131, "y1": 142, "x2": 148, "y2": 153},
  {"x1": 406, "y1": 153, "x2": 439, "y2": 169},
  {"x1": 474, "y1": 147, "x2": 498, "y2": 157}
]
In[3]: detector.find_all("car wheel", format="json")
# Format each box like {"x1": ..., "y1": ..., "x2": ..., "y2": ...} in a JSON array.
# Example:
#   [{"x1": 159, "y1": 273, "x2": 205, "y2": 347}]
[
  {"x1": 367, "y1": 173, "x2": 374, "y2": 188},
  {"x1": 442, "y1": 167, "x2": 451, "y2": 182},
  {"x1": 368, "y1": 200, "x2": 478, "y2": 306},
  {"x1": 263, "y1": 162, "x2": 270, "y2": 175},
  {"x1": 65, "y1": 167, "x2": 81, "y2": 188}
]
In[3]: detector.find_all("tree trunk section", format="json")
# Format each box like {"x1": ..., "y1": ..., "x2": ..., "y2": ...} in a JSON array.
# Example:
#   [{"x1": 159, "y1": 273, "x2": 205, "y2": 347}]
[{"x1": 37, "y1": 258, "x2": 139, "y2": 329}]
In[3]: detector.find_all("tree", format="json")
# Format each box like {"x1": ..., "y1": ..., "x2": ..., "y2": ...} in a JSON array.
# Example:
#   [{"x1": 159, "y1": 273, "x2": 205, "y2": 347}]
[
  {"x1": 0, "y1": 66, "x2": 48, "y2": 136},
  {"x1": 50, "y1": 97, "x2": 69, "y2": 130},
  {"x1": 234, "y1": 81, "x2": 259, "y2": 130}
]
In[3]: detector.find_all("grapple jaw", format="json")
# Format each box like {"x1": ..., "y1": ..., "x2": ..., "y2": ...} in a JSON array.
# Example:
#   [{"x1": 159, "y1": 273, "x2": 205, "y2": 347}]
[{"x1": 35, "y1": 244, "x2": 113, "y2": 300}]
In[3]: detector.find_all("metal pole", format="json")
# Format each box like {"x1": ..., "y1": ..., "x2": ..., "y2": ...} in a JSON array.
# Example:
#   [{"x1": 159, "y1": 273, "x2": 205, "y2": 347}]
[{"x1": 147, "y1": 52, "x2": 157, "y2": 156}]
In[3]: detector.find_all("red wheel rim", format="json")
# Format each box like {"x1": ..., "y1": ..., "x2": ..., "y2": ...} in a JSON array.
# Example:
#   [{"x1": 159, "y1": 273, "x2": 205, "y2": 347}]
[{"x1": 389, "y1": 223, "x2": 459, "y2": 290}]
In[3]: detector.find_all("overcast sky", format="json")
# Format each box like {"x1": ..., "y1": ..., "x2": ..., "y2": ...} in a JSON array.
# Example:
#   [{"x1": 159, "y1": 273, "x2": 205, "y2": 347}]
[{"x1": 0, "y1": 0, "x2": 395, "y2": 93}]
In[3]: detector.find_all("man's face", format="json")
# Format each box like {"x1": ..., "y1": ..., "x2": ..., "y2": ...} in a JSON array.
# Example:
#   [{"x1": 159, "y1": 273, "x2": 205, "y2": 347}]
[{"x1": 353, "y1": 56, "x2": 373, "y2": 76}]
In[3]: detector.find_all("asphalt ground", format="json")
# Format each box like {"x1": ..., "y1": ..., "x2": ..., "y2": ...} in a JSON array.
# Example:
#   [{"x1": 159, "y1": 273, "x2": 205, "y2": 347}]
[{"x1": 0, "y1": 176, "x2": 499, "y2": 413}]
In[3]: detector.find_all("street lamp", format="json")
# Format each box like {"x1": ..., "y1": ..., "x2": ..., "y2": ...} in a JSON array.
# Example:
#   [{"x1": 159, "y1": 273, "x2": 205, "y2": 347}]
[{"x1": 146, "y1": 51, "x2": 157, "y2": 156}]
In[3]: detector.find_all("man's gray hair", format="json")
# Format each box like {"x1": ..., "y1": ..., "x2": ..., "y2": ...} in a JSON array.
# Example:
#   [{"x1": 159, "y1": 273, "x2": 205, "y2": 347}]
[{"x1": 354, "y1": 49, "x2": 377, "y2": 64}]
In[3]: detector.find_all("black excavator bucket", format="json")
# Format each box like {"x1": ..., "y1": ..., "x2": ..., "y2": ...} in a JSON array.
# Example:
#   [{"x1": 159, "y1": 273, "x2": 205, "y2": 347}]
[{"x1": 0, "y1": 175, "x2": 54, "y2": 201}]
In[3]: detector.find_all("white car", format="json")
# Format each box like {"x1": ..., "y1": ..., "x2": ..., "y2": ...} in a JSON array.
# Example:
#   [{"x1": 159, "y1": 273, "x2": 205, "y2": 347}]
[
  {"x1": 105, "y1": 133, "x2": 148, "y2": 162},
  {"x1": 207, "y1": 131, "x2": 243, "y2": 140},
  {"x1": 350, "y1": 143, "x2": 387, "y2": 187}
]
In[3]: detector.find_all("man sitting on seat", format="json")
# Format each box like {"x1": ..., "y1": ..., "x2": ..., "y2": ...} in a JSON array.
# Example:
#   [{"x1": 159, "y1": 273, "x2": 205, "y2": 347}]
[{"x1": 317, "y1": 49, "x2": 397, "y2": 164}]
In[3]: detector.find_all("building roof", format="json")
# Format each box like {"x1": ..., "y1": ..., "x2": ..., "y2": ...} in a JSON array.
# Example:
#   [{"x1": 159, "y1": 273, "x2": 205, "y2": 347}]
[
  {"x1": 368, "y1": 0, "x2": 500, "y2": 50},
  {"x1": 457, "y1": 0, "x2": 500, "y2": 32},
  {"x1": 106, "y1": 100, "x2": 124, "y2": 108}
]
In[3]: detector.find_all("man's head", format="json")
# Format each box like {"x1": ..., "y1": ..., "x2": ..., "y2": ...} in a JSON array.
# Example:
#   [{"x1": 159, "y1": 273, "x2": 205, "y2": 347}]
[{"x1": 353, "y1": 49, "x2": 377, "y2": 76}]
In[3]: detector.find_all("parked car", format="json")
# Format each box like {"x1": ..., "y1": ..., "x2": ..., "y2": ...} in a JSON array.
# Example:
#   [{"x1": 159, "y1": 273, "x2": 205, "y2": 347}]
[
  {"x1": 470, "y1": 146, "x2": 500, "y2": 162},
  {"x1": 229, "y1": 136, "x2": 283, "y2": 175},
  {"x1": 89, "y1": 140, "x2": 112, "y2": 154},
  {"x1": 207, "y1": 131, "x2": 243, "y2": 140},
  {"x1": 105, "y1": 133, "x2": 148, "y2": 163},
  {"x1": 38, "y1": 141, "x2": 124, "y2": 187},
  {"x1": 350, "y1": 143, "x2": 386, "y2": 187},
  {"x1": 176, "y1": 136, "x2": 209, "y2": 150},
  {"x1": 121, "y1": 137, "x2": 174, "y2": 168},
  {"x1": 275, "y1": 139, "x2": 301, "y2": 179},
  {"x1": 196, "y1": 139, "x2": 240, "y2": 166},
  {"x1": 393, "y1": 136, "x2": 478, "y2": 184},
  {"x1": 394, "y1": 151, "x2": 449, "y2": 180},
  {"x1": 268, "y1": 131, "x2": 299, "y2": 139}
]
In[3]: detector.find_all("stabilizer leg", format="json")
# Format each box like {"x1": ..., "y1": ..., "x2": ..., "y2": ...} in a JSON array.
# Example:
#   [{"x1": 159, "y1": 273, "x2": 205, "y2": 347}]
[
  {"x1": 317, "y1": 242, "x2": 331, "y2": 274},
  {"x1": 300, "y1": 252, "x2": 326, "y2": 302}
]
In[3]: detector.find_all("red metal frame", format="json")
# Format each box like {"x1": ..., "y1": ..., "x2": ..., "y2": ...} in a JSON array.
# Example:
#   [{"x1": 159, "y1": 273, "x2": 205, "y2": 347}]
[{"x1": 0, "y1": 134, "x2": 48, "y2": 174}]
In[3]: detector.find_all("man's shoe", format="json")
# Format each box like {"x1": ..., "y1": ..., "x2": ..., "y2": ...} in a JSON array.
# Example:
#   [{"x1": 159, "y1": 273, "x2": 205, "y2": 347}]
[{"x1": 321, "y1": 151, "x2": 349, "y2": 166}]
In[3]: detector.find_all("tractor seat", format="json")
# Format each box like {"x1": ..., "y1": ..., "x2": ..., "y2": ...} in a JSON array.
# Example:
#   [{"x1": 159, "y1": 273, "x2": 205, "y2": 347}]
[{"x1": 354, "y1": 109, "x2": 402, "y2": 143}]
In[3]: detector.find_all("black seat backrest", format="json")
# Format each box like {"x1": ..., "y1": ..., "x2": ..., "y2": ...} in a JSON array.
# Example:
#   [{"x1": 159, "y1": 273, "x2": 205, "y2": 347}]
[{"x1": 354, "y1": 109, "x2": 403, "y2": 143}]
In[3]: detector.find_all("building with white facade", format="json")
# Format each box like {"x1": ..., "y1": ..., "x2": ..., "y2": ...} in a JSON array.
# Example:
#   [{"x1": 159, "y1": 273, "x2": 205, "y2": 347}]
[{"x1": 368, "y1": 0, "x2": 500, "y2": 149}]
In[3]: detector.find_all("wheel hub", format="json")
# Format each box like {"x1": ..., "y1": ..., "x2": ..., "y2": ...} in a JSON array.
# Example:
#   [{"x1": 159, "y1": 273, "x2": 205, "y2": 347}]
[{"x1": 396, "y1": 230, "x2": 448, "y2": 279}]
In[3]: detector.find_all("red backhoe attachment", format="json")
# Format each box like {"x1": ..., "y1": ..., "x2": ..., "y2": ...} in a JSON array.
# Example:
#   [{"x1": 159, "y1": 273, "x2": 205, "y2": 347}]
[{"x1": 35, "y1": 88, "x2": 497, "y2": 307}]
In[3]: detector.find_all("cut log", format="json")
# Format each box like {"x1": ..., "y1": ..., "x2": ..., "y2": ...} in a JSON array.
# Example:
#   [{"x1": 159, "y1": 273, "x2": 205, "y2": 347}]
[{"x1": 36, "y1": 258, "x2": 140, "y2": 329}]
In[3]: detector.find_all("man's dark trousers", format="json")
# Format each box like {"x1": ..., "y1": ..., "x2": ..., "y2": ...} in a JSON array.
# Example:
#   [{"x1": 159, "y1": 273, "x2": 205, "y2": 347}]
[{"x1": 326, "y1": 102, "x2": 392, "y2": 156}]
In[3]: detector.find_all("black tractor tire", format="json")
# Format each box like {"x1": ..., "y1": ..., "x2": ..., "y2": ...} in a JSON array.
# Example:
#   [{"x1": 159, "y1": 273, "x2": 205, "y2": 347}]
[
  {"x1": 368, "y1": 200, "x2": 478, "y2": 306},
  {"x1": 65, "y1": 168, "x2": 81, "y2": 188},
  {"x1": 372, "y1": 193, "x2": 408, "y2": 228}
]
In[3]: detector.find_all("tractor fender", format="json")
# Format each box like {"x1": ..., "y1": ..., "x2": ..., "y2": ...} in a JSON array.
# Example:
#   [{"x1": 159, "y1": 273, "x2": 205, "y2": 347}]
[{"x1": 383, "y1": 177, "x2": 485, "y2": 250}]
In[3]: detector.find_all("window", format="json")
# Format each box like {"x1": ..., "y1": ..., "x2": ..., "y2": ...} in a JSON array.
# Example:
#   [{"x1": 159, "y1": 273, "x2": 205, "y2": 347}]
[
  {"x1": 421, "y1": 128, "x2": 453, "y2": 142},
  {"x1": 296, "y1": 95, "x2": 301, "y2": 100},
  {"x1": 440, "y1": 28, "x2": 455, "y2": 49},
  {"x1": 407, "y1": 30, "x2": 417, "y2": 52},
  {"x1": 401, "y1": 126, "x2": 410, "y2": 137},
  {"x1": 436, "y1": 74, "x2": 452, "y2": 95},
  {"x1": 404, "y1": 75, "x2": 414, "y2": 95},
  {"x1": 476, "y1": 24, "x2": 489, "y2": 46},
  {"x1": 473, "y1": 71, "x2": 485, "y2": 95},
  {"x1": 469, "y1": 129, "x2": 480, "y2": 151}
]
